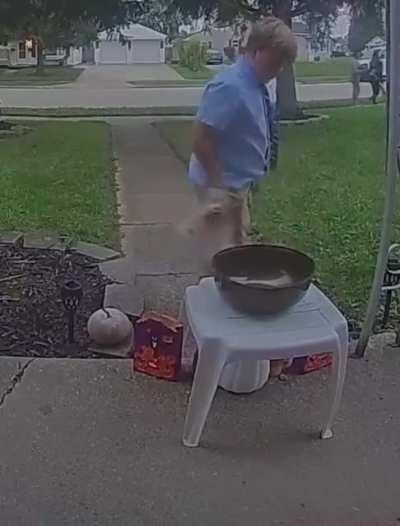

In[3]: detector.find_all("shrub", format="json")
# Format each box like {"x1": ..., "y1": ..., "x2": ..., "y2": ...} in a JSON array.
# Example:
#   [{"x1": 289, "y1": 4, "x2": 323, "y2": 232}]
[{"x1": 178, "y1": 40, "x2": 207, "y2": 71}]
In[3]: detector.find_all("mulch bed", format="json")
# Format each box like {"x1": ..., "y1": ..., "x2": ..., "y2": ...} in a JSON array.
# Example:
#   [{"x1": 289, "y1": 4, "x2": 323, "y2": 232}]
[{"x1": 0, "y1": 245, "x2": 111, "y2": 358}]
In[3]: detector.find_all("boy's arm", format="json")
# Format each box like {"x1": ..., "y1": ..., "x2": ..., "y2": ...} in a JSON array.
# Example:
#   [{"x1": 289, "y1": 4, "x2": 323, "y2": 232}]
[
  {"x1": 193, "y1": 79, "x2": 240, "y2": 188},
  {"x1": 192, "y1": 121, "x2": 223, "y2": 188}
]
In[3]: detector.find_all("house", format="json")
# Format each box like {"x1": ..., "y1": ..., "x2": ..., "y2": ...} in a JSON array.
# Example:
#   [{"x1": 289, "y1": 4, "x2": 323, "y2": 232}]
[
  {"x1": 364, "y1": 36, "x2": 386, "y2": 53},
  {"x1": 177, "y1": 21, "x2": 312, "y2": 62},
  {"x1": 182, "y1": 27, "x2": 236, "y2": 56},
  {"x1": 292, "y1": 21, "x2": 312, "y2": 61},
  {"x1": 0, "y1": 38, "x2": 82, "y2": 67},
  {"x1": 45, "y1": 47, "x2": 83, "y2": 66},
  {"x1": 0, "y1": 39, "x2": 39, "y2": 67},
  {"x1": 95, "y1": 24, "x2": 166, "y2": 65}
]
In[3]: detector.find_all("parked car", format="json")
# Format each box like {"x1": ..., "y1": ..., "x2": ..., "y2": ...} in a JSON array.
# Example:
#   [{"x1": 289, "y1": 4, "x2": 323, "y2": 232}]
[
  {"x1": 207, "y1": 49, "x2": 223, "y2": 65},
  {"x1": 358, "y1": 47, "x2": 387, "y2": 82},
  {"x1": 331, "y1": 50, "x2": 347, "y2": 58}
]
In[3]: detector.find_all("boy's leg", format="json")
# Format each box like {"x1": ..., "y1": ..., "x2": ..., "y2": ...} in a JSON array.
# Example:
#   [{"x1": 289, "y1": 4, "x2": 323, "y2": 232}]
[{"x1": 231, "y1": 189, "x2": 251, "y2": 245}]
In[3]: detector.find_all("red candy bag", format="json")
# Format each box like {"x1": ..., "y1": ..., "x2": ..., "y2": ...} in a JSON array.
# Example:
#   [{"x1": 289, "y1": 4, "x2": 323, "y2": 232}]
[
  {"x1": 134, "y1": 312, "x2": 183, "y2": 381},
  {"x1": 286, "y1": 353, "x2": 333, "y2": 375}
]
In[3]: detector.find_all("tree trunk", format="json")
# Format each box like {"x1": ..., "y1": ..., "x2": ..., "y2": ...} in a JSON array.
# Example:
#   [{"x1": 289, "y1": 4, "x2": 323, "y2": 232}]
[
  {"x1": 36, "y1": 39, "x2": 44, "y2": 74},
  {"x1": 273, "y1": 0, "x2": 302, "y2": 120},
  {"x1": 277, "y1": 66, "x2": 302, "y2": 120}
]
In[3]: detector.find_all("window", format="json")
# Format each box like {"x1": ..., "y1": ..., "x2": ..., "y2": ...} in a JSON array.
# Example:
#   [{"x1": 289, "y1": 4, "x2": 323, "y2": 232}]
[
  {"x1": 208, "y1": 42, "x2": 212, "y2": 49},
  {"x1": 160, "y1": 40, "x2": 164, "y2": 50},
  {"x1": 30, "y1": 42, "x2": 36, "y2": 58},
  {"x1": 128, "y1": 40, "x2": 132, "y2": 50},
  {"x1": 19, "y1": 42, "x2": 26, "y2": 59}
]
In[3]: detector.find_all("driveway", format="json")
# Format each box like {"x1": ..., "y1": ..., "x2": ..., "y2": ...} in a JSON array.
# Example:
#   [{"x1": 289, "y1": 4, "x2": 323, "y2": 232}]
[{"x1": 75, "y1": 64, "x2": 183, "y2": 89}]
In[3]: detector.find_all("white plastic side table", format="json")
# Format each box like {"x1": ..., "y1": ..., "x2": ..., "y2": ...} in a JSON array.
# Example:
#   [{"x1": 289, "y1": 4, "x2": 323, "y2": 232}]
[{"x1": 181, "y1": 278, "x2": 348, "y2": 448}]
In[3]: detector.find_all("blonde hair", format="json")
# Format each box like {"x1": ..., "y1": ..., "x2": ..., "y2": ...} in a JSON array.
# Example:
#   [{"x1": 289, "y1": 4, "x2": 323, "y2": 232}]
[{"x1": 246, "y1": 17, "x2": 298, "y2": 64}]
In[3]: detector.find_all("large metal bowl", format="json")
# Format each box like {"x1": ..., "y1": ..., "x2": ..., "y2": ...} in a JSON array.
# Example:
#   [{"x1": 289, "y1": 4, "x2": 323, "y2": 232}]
[{"x1": 213, "y1": 244, "x2": 315, "y2": 315}]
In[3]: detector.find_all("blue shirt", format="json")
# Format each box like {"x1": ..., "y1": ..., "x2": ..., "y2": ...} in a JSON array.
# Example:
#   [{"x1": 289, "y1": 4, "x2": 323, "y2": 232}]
[{"x1": 188, "y1": 57, "x2": 271, "y2": 190}]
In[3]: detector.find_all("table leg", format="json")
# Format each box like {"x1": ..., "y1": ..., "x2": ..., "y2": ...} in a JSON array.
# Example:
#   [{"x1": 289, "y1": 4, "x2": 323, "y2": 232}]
[
  {"x1": 179, "y1": 301, "x2": 195, "y2": 374},
  {"x1": 321, "y1": 338, "x2": 348, "y2": 440},
  {"x1": 183, "y1": 346, "x2": 226, "y2": 447}
]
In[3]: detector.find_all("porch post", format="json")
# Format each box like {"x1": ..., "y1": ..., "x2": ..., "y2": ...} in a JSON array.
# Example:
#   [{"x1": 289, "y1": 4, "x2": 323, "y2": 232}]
[{"x1": 355, "y1": 0, "x2": 400, "y2": 357}]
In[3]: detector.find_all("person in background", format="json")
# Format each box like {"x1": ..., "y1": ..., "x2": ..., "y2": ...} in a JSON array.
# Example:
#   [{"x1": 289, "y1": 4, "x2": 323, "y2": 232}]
[
  {"x1": 351, "y1": 53, "x2": 362, "y2": 105},
  {"x1": 369, "y1": 49, "x2": 383, "y2": 104}
]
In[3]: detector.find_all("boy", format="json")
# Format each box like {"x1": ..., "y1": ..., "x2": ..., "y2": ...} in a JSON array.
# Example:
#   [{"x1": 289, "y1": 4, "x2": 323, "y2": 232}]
[
  {"x1": 187, "y1": 18, "x2": 297, "y2": 377},
  {"x1": 188, "y1": 17, "x2": 297, "y2": 259}
]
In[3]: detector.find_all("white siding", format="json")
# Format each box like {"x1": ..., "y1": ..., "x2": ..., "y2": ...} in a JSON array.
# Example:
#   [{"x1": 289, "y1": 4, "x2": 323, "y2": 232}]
[
  {"x1": 67, "y1": 47, "x2": 83, "y2": 66},
  {"x1": 97, "y1": 41, "x2": 127, "y2": 64},
  {"x1": 8, "y1": 41, "x2": 37, "y2": 66},
  {"x1": 128, "y1": 40, "x2": 164, "y2": 64},
  {"x1": 0, "y1": 47, "x2": 10, "y2": 66},
  {"x1": 95, "y1": 39, "x2": 165, "y2": 64},
  {"x1": 295, "y1": 35, "x2": 311, "y2": 61}
]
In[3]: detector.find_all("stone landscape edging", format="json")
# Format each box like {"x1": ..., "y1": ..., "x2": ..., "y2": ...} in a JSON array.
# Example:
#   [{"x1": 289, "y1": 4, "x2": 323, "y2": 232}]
[{"x1": 0, "y1": 232, "x2": 144, "y2": 322}]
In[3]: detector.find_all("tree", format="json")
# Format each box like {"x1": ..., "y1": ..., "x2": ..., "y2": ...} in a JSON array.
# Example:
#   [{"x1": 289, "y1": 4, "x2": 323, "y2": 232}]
[
  {"x1": 134, "y1": 0, "x2": 190, "y2": 43},
  {"x1": 171, "y1": 0, "x2": 383, "y2": 118},
  {"x1": 0, "y1": 0, "x2": 142, "y2": 71},
  {"x1": 348, "y1": 0, "x2": 385, "y2": 54}
]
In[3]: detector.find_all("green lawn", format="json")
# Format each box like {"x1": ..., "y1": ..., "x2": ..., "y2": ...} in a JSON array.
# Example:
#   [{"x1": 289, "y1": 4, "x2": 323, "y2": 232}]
[
  {"x1": 172, "y1": 58, "x2": 352, "y2": 84},
  {"x1": 172, "y1": 64, "x2": 214, "y2": 81},
  {"x1": 156, "y1": 106, "x2": 387, "y2": 316},
  {"x1": 296, "y1": 58, "x2": 352, "y2": 83},
  {"x1": 0, "y1": 121, "x2": 118, "y2": 247},
  {"x1": 0, "y1": 67, "x2": 83, "y2": 85}
]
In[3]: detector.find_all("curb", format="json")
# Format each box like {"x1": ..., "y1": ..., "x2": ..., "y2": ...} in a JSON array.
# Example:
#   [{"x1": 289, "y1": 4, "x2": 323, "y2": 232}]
[
  {"x1": 2, "y1": 106, "x2": 198, "y2": 118},
  {"x1": 280, "y1": 114, "x2": 330, "y2": 126},
  {"x1": 0, "y1": 98, "x2": 379, "y2": 119},
  {"x1": 0, "y1": 232, "x2": 121, "y2": 262}
]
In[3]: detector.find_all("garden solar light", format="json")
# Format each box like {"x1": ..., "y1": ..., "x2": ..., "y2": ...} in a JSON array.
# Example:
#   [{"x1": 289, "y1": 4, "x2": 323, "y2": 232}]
[{"x1": 61, "y1": 280, "x2": 83, "y2": 344}]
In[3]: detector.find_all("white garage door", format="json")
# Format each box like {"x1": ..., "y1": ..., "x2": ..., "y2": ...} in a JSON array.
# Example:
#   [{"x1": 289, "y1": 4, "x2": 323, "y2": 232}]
[
  {"x1": 99, "y1": 41, "x2": 127, "y2": 64},
  {"x1": 131, "y1": 40, "x2": 161, "y2": 64}
]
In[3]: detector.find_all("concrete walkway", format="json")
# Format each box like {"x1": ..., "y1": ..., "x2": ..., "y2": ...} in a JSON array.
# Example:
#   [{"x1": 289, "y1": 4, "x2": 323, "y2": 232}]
[
  {"x1": 110, "y1": 119, "x2": 199, "y2": 315},
  {"x1": 0, "y1": 336, "x2": 399, "y2": 525}
]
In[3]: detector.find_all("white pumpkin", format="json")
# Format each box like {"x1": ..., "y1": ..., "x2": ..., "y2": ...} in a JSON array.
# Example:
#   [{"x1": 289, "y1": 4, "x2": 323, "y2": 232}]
[{"x1": 88, "y1": 308, "x2": 132, "y2": 347}]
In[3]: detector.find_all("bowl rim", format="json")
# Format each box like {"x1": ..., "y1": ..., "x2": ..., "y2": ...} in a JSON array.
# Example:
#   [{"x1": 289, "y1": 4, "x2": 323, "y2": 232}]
[{"x1": 212, "y1": 243, "x2": 315, "y2": 292}]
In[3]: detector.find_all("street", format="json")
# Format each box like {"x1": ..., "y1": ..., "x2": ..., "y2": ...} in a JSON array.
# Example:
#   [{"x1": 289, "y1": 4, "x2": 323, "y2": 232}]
[{"x1": 0, "y1": 82, "x2": 372, "y2": 109}]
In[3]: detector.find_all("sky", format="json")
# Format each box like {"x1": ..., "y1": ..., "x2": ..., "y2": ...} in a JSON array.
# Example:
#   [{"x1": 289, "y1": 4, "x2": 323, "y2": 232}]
[
  {"x1": 182, "y1": 7, "x2": 352, "y2": 39},
  {"x1": 332, "y1": 8, "x2": 351, "y2": 38}
]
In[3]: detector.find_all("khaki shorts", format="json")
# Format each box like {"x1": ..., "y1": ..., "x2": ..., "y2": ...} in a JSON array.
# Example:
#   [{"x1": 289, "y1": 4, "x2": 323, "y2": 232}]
[{"x1": 192, "y1": 185, "x2": 251, "y2": 274}]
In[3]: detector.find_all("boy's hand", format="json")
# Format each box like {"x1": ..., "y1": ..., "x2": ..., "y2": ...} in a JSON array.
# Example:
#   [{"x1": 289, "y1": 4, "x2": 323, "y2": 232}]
[{"x1": 203, "y1": 187, "x2": 230, "y2": 220}]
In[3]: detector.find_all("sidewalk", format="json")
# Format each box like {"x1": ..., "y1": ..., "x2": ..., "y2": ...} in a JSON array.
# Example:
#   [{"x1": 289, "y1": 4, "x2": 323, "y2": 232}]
[
  {"x1": 0, "y1": 337, "x2": 399, "y2": 525},
  {"x1": 110, "y1": 118, "x2": 199, "y2": 315},
  {"x1": 0, "y1": 120, "x2": 399, "y2": 525}
]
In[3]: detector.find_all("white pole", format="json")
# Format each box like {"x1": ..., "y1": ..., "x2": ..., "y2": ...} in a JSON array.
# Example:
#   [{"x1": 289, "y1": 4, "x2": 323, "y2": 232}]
[{"x1": 355, "y1": 0, "x2": 400, "y2": 357}]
